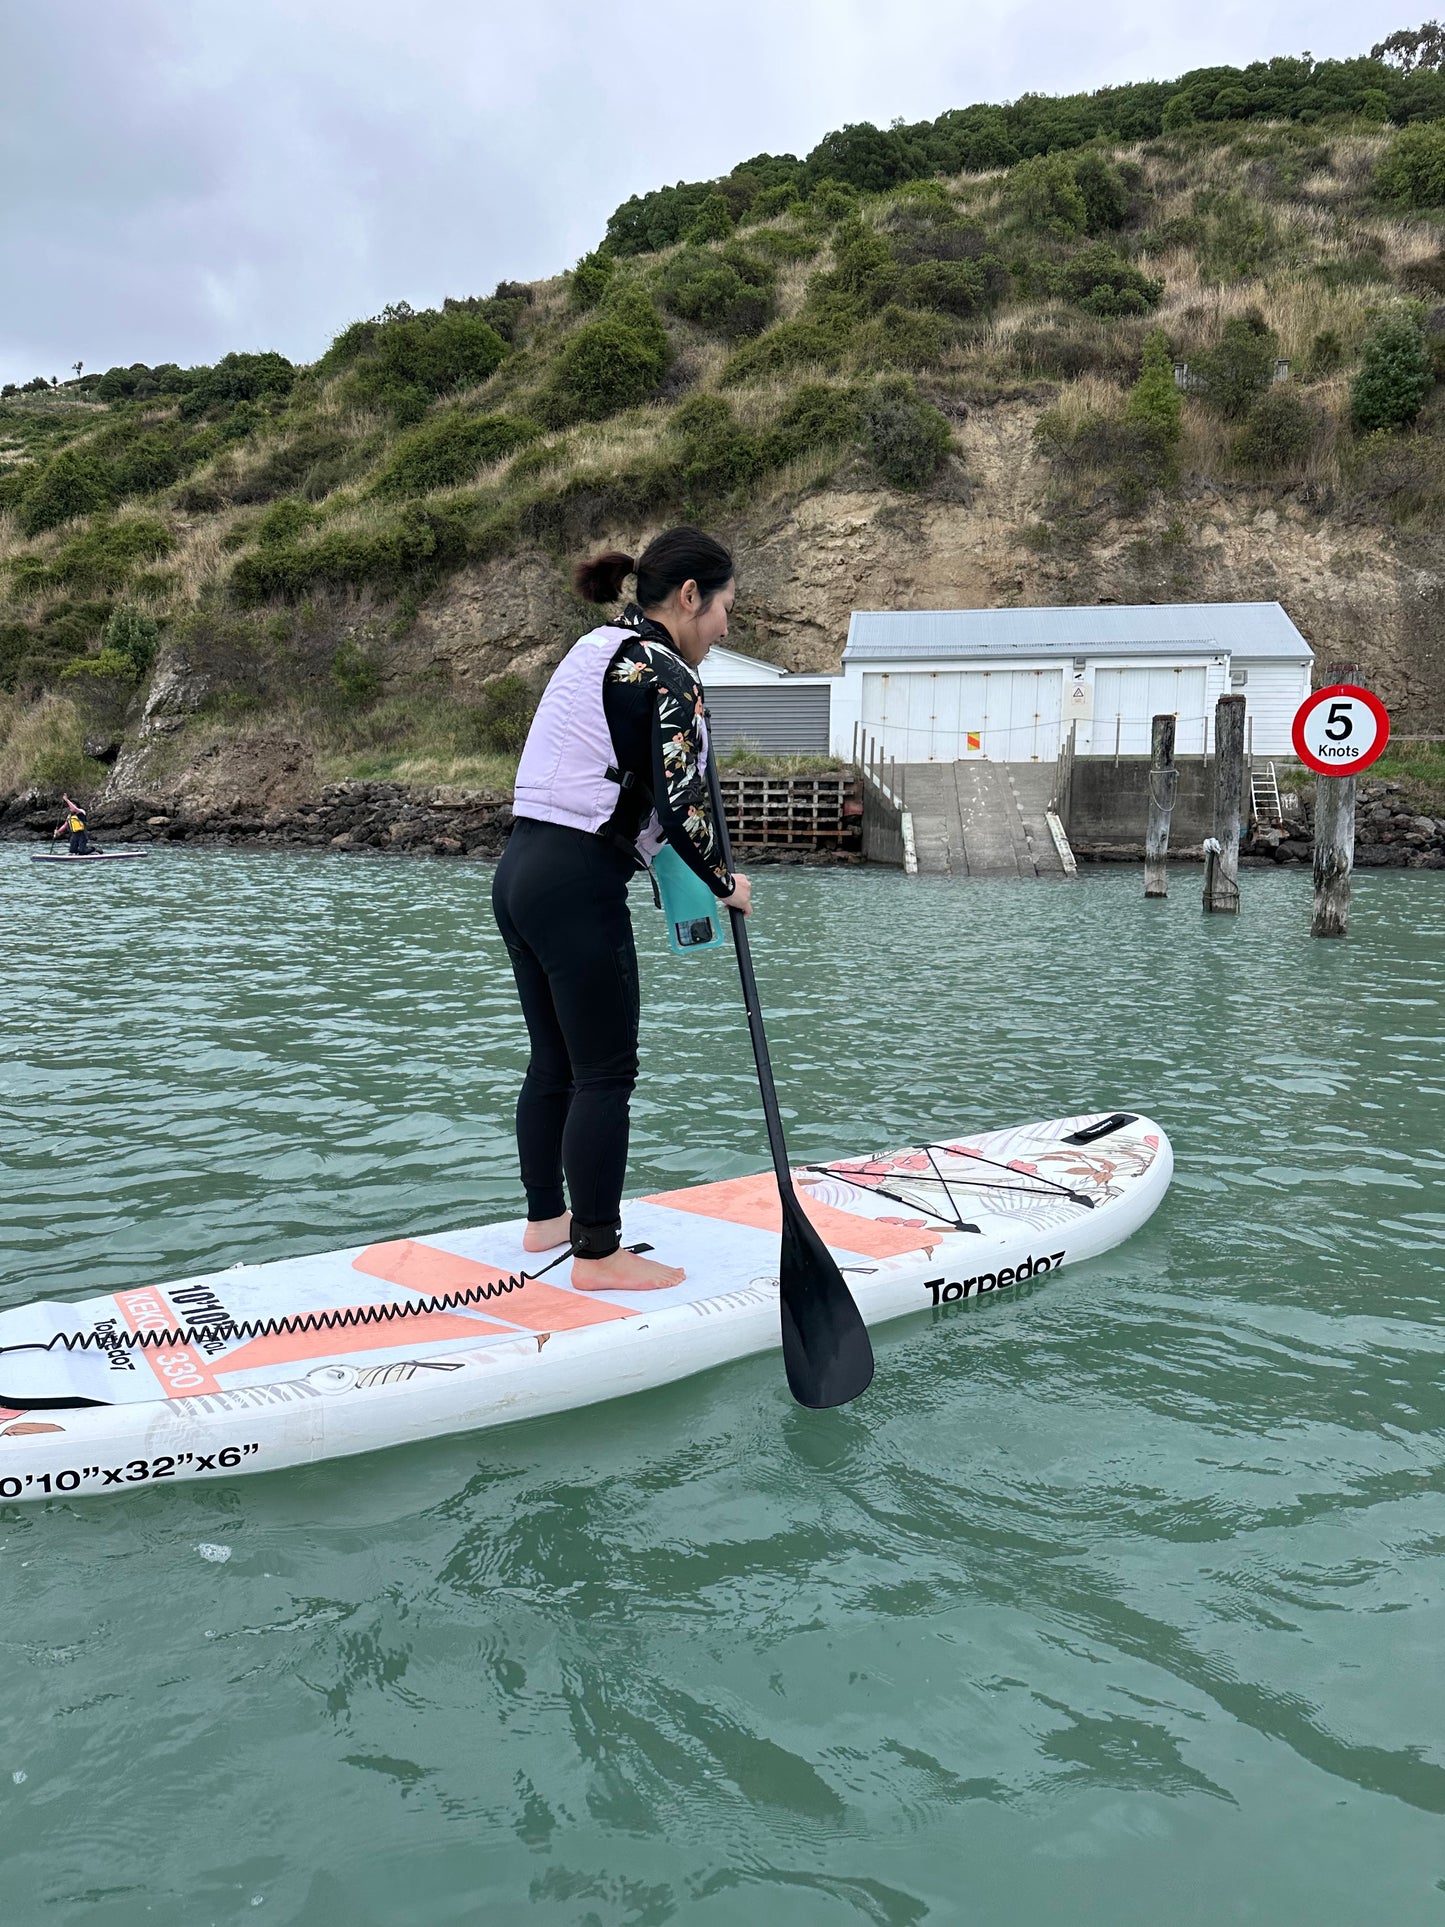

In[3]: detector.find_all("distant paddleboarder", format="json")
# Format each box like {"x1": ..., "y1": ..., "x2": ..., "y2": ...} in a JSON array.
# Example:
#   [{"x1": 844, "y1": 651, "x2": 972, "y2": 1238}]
[
  {"x1": 53, "y1": 795, "x2": 95, "y2": 855},
  {"x1": 492, "y1": 526, "x2": 751, "y2": 1293}
]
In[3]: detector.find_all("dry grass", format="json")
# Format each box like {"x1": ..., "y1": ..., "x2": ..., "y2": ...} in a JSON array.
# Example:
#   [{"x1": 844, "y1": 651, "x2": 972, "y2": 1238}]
[
  {"x1": 168, "y1": 514, "x2": 243, "y2": 605},
  {"x1": 776, "y1": 251, "x2": 828, "y2": 321},
  {"x1": 1046, "y1": 373, "x2": 1129, "y2": 428},
  {"x1": 755, "y1": 441, "x2": 854, "y2": 502},
  {"x1": 1150, "y1": 263, "x2": 1392, "y2": 364},
  {"x1": 0, "y1": 691, "x2": 89, "y2": 792},
  {"x1": 320, "y1": 744, "x2": 519, "y2": 788}
]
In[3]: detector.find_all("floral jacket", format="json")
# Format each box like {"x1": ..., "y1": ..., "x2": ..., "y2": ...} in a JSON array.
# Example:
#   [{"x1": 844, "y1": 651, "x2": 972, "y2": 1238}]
[{"x1": 601, "y1": 604, "x2": 733, "y2": 897}]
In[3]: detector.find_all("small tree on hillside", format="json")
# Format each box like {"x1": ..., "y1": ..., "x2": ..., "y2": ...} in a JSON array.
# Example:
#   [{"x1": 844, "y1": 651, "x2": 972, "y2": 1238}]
[
  {"x1": 1126, "y1": 329, "x2": 1182, "y2": 443},
  {"x1": 1376, "y1": 123, "x2": 1445, "y2": 210},
  {"x1": 1351, "y1": 309, "x2": 1435, "y2": 430},
  {"x1": 1194, "y1": 311, "x2": 1277, "y2": 419},
  {"x1": 685, "y1": 192, "x2": 735, "y2": 244},
  {"x1": 1006, "y1": 153, "x2": 1087, "y2": 236}
]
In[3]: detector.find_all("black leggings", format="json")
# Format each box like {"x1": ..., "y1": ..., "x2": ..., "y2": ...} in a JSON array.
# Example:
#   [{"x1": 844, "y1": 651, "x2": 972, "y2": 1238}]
[{"x1": 490, "y1": 818, "x2": 640, "y2": 1258}]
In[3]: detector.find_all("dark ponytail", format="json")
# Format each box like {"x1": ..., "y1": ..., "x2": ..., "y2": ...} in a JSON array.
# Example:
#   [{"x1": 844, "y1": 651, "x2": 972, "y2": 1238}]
[
  {"x1": 573, "y1": 526, "x2": 735, "y2": 610},
  {"x1": 573, "y1": 549, "x2": 635, "y2": 604}
]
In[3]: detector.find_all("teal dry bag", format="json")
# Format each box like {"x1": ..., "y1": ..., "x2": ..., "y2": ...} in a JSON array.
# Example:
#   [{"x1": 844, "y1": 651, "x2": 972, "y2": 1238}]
[{"x1": 651, "y1": 843, "x2": 727, "y2": 957}]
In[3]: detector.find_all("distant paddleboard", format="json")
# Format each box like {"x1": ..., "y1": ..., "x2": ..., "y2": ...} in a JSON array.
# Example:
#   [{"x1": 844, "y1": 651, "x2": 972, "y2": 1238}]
[
  {"x1": 0, "y1": 1111, "x2": 1171, "y2": 1503},
  {"x1": 31, "y1": 850, "x2": 149, "y2": 864}
]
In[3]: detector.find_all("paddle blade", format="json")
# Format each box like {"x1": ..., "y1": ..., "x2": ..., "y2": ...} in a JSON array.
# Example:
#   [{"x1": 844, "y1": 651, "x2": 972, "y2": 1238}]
[{"x1": 778, "y1": 1201, "x2": 875, "y2": 1409}]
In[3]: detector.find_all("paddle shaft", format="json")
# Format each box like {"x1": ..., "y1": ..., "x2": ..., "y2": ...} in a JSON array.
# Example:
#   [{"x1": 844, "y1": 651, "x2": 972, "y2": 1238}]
[{"x1": 703, "y1": 748, "x2": 798, "y2": 1205}]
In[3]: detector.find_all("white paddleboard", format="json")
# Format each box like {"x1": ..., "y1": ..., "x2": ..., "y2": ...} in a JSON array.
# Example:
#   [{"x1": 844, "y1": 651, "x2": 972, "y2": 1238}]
[
  {"x1": 0, "y1": 1111, "x2": 1171, "y2": 1503},
  {"x1": 31, "y1": 850, "x2": 149, "y2": 863}
]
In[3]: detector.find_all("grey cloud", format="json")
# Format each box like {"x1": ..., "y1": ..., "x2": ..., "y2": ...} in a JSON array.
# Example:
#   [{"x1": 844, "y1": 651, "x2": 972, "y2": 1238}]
[{"x1": 0, "y1": 0, "x2": 1407, "y2": 383}]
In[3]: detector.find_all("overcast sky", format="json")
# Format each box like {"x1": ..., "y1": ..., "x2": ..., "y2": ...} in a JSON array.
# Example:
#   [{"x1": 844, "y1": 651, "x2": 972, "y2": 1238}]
[{"x1": 0, "y1": 0, "x2": 1413, "y2": 384}]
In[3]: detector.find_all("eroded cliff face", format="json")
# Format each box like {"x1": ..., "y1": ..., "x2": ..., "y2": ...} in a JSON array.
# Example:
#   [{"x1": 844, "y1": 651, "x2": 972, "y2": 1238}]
[
  {"x1": 80, "y1": 396, "x2": 1444, "y2": 822},
  {"x1": 399, "y1": 399, "x2": 1445, "y2": 719}
]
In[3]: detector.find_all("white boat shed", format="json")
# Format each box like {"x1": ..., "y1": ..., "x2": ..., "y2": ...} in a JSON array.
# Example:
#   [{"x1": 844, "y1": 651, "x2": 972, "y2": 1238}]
[
  {"x1": 700, "y1": 603, "x2": 1315, "y2": 763},
  {"x1": 835, "y1": 602, "x2": 1314, "y2": 763}
]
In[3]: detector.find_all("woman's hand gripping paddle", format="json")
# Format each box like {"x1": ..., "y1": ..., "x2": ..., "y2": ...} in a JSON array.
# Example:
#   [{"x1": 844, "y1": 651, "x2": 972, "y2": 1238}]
[{"x1": 703, "y1": 734, "x2": 874, "y2": 1409}]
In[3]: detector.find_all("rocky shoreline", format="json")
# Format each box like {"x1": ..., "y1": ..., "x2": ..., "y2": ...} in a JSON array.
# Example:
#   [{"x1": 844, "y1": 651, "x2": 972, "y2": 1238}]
[
  {"x1": 3, "y1": 776, "x2": 1440, "y2": 869},
  {"x1": 0, "y1": 779, "x2": 865, "y2": 865}
]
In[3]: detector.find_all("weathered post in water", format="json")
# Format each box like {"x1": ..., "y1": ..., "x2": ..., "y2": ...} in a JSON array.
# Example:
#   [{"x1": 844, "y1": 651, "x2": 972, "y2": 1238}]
[
  {"x1": 1311, "y1": 773, "x2": 1356, "y2": 937},
  {"x1": 1202, "y1": 694, "x2": 1246, "y2": 914},
  {"x1": 1291, "y1": 680, "x2": 1391, "y2": 939},
  {"x1": 1144, "y1": 712, "x2": 1177, "y2": 899}
]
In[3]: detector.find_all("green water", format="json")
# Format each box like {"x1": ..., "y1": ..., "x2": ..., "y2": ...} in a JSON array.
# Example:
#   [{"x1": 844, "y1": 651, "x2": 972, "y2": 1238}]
[{"x1": 2, "y1": 850, "x2": 1443, "y2": 1927}]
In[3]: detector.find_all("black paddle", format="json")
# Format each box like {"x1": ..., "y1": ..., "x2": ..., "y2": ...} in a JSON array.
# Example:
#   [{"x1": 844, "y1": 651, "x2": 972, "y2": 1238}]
[{"x1": 703, "y1": 734, "x2": 874, "y2": 1409}]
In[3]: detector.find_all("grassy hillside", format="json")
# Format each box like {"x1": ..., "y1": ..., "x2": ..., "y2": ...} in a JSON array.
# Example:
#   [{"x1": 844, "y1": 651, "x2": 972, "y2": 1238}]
[{"x1": 4, "y1": 49, "x2": 1445, "y2": 802}]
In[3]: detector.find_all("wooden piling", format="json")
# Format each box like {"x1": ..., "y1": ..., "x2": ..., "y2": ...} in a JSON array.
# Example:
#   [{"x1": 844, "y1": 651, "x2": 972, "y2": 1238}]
[
  {"x1": 1203, "y1": 693, "x2": 1246, "y2": 914},
  {"x1": 1144, "y1": 712, "x2": 1177, "y2": 899},
  {"x1": 1311, "y1": 774, "x2": 1356, "y2": 937}
]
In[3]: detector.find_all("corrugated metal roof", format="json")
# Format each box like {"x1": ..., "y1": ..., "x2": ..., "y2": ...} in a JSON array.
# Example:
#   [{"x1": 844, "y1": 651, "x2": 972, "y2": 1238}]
[
  {"x1": 844, "y1": 602, "x2": 1312, "y2": 664},
  {"x1": 701, "y1": 644, "x2": 789, "y2": 683}
]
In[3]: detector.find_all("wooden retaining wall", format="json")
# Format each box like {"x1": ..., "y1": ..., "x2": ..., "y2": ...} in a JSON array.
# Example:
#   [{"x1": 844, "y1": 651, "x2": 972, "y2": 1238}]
[{"x1": 716, "y1": 772, "x2": 863, "y2": 851}]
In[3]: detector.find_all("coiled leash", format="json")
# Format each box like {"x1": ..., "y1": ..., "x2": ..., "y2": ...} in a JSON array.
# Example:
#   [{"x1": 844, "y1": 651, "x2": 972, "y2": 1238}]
[{"x1": 0, "y1": 1242, "x2": 654, "y2": 1411}]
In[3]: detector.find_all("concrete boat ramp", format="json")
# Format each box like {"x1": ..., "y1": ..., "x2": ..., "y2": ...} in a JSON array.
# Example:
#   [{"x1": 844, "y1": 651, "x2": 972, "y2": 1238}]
[{"x1": 880, "y1": 763, "x2": 1074, "y2": 878}]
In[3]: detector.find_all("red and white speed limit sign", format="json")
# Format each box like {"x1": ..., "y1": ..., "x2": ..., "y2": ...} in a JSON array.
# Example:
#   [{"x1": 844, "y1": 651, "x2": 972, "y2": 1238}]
[{"x1": 1291, "y1": 684, "x2": 1390, "y2": 776}]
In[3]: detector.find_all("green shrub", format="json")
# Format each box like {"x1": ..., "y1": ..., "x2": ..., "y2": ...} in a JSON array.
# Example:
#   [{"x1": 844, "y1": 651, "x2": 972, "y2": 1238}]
[
  {"x1": 0, "y1": 603, "x2": 115, "y2": 693},
  {"x1": 1009, "y1": 320, "x2": 1140, "y2": 381},
  {"x1": 672, "y1": 395, "x2": 766, "y2": 500},
  {"x1": 760, "y1": 383, "x2": 861, "y2": 465},
  {"x1": 808, "y1": 179, "x2": 860, "y2": 223},
  {"x1": 826, "y1": 219, "x2": 899, "y2": 308},
  {"x1": 102, "y1": 605, "x2": 160, "y2": 677},
  {"x1": 461, "y1": 673, "x2": 537, "y2": 753},
  {"x1": 1058, "y1": 244, "x2": 1164, "y2": 317},
  {"x1": 896, "y1": 256, "x2": 997, "y2": 317},
  {"x1": 372, "y1": 412, "x2": 539, "y2": 496},
  {"x1": 108, "y1": 431, "x2": 184, "y2": 496},
  {"x1": 1071, "y1": 152, "x2": 1130, "y2": 233},
  {"x1": 858, "y1": 377, "x2": 951, "y2": 488},
  {"x1": 60, "y1": 646, "x2": 141, "y2": 687},
  {"x1": 177, "y1": 351, "x2": 295, "y2": 419},
  {"x1": 659, "y1": 245, "x2": 776, "y2": 339},
  {"x1": 1193, "y1": 311, "x2": 1278, "y2": 418},
  {"x1": 1007, "y1": 154, "x2": 1088, "y2": 236},
  {"x1": 1237, "y1": 385, "x2": 1319, "y2": 471},
  {"x1": 257, "y1": 496, "x2": 319, "y2": 546},
  {"x1": 1125, "y1": 328, "x2": 1182, "y2": 443},
  {"x1": 229, "y1": 430, "x2": 352, "y2": 504},
  {"x1": 722, "y1": 315, "x2": 851, "y2": 383},
  {"x1": 339, "y1": 310, "x2": 510, "y2": 418},
  {"x1": 569, "y1": 250, "x2": 616, "y2": 310},
  {"x1": 0, "y1": 464, "x2": 34, "y2": 512},
  {"x1": 18, "y1": 449, "x2": 114, "y2": 535},
  {"x1": 685, "y1": 191, "x2": 736, "y2": 243},
  {"x1": 1351, "y1": 310, "x2": 1435, "y2": 430},
  {"x1": 856, "y1": 304, "x2": 948, "y2": 370},
  {"x1": 1376, "y1": 123, "x2": 1445, "y2": 210},
  {"x1": 331, "y1": 640, "x2": 382, "y2": 703},
  {"x1": 1035, "y1": 409, "x2": 1174, "y2": 508},
  {"x1": 31, "y1": 747, "x2": 108, "y2": 794},
  {"x1": 229, "y1": 501, "x2": 472, "y2": 604},
  {"x1": 549, "y1": 288, "x2": 671, "y2": 421},
  {"x1": 748, "y1": 183, "x2": 803, "y2": 221},
  {"x1": 13, "y1": 516, "x2": 175, "y2": 593},
  {"x1": 744, "y1": 228, "x2": 822, "y2": 265}
]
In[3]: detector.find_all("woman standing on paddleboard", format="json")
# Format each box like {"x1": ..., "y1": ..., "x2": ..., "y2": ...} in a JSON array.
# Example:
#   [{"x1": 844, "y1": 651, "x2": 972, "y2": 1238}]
[{"x1": 492, "y1": 527, "x2": 751, "y2": 1292}]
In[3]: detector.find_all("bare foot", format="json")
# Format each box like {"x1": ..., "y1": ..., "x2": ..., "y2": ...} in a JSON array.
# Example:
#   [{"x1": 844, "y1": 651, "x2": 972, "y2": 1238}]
[
  {"x1": 523, "y1": 1212, "x2": 571, "y2": 1253},
  {"x1": 572, "y1": 1249, "x2": 686, "y2": 1292}
]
